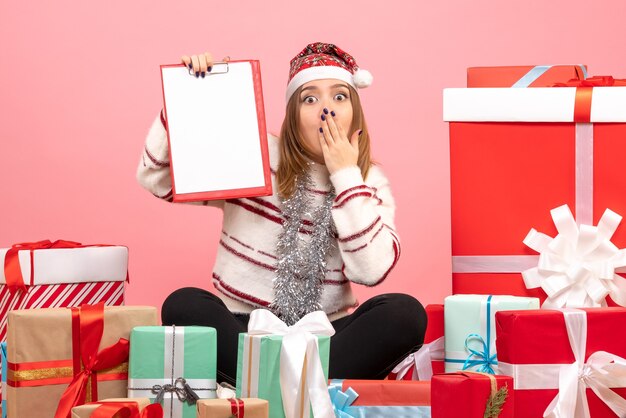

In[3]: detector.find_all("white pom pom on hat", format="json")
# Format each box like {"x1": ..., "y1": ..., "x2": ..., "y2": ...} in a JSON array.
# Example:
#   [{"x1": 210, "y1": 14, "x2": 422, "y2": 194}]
[
  {"x1": 353, "y1": 68, "x2": 373, "y2": 88},
  {"x1": 285, "y1": 42, "x2": 373, "y2": 102}
]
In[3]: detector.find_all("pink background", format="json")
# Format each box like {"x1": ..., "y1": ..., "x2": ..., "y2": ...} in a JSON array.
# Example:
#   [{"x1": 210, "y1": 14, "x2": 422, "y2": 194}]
[{"x1": 2, "y1": 1, "x2": 625, "y2": 316}]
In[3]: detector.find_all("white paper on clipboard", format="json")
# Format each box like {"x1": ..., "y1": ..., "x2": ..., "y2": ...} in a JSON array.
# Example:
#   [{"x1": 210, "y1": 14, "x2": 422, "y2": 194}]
[{"x1": 161, "y1": 61, "x2": 268, "y2": 199}]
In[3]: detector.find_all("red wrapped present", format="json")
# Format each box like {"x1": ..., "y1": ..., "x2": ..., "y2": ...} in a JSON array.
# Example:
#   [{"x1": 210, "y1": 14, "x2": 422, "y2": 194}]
[
  {"x1": 329, "y1": 379, "x2": 430, "y2": 417},
  {"x1": 431, "y1": 371, "x2": 513, "y2": 418},
  {"x1": 444, "y1": 75, "x2": 626, "y2": 306},
  {"x1": 496, "y1": 307, "x2": 626, "y2": 417},
  {"x1": 0, "y1": 240, "x2": 127, "y2": 342},
  {"x1": 388, "y1": 304, "x2": 444, "y2": 380},
  {"x1": 467, "y1": 65, "x2": 586, "y2": 87}
]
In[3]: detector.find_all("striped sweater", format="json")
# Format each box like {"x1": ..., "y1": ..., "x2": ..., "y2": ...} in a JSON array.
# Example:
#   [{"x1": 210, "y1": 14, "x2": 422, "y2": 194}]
[{"x1": 136, "y1": 111, "x2": 401, "y2": 319}]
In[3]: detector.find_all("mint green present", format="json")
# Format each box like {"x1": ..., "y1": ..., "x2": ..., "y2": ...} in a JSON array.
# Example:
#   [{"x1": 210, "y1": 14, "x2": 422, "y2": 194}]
[
  {"x1": 236, "y1": 333, "x2": 331, "y2": 418},
  {"x1": 128, "y1": 325, "x2": 217, "y2": 418},
  {"x1": 444, "y1": 294, "x2": 539, "y2": 374}
]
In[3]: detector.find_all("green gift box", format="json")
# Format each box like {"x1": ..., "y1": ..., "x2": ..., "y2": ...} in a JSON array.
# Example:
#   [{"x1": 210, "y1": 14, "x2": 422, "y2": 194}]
[
  {"x1": 444, "y1": 294, "x2": 539, "y2": 374},
  {"x1": 236, "y1": 333, "x2": 331, "y2": 418},
  {"x1": 128, "y1": 325, "x2": 217, "y2": 418}
]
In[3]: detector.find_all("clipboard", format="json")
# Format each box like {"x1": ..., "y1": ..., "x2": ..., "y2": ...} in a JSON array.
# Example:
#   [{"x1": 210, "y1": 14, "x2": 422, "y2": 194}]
[{"x1": 160, "y1": 60, "x2": 272, "y2": 202}]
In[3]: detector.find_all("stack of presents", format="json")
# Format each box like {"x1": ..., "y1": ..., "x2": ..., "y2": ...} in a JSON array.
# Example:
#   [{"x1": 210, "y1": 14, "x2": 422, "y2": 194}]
[{"x1": 2, "y1": 64, "x2": 626, "y2": 417}]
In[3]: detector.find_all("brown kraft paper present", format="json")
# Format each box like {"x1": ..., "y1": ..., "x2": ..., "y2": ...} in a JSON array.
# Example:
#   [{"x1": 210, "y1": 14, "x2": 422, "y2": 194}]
[
  {"x1": 6, "y1": 305, "x2": 157, "y2": 418},
  {"x1": 71, "y1": 398, "x2": 151, "y2": 418},
  {"x1": 196, "y1": 398, "x2": 268, "y2": 418}
]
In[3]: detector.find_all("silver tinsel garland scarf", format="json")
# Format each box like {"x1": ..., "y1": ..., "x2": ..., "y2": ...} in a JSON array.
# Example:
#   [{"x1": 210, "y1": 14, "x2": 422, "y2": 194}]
[{"x1": 271, "y1": 169, "x2": 336, "y2": 326}]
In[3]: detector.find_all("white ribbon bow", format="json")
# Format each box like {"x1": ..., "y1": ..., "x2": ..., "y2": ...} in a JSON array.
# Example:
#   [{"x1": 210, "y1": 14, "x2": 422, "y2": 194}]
[
  {"x1": 543, "y1": 309, "x2": 626, "y2": 418},
  {"x1": 522, "y1": 204, "x2": 626, "y2": 308},
  {"x1": 390, "y1": 336, "x2": 444, "y2": 381},
  {"x1": 248, "y1": 309, "x2": 336, "y2": 418}
]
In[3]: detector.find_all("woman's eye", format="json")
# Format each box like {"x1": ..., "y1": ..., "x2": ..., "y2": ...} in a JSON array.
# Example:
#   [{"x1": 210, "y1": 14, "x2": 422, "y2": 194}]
[
  {"x1": 334, "y1": 93, "x2": 348, "y2": 101},
  {"x1": 303, "y1": 96, "x2": 317, "y2": 104}
]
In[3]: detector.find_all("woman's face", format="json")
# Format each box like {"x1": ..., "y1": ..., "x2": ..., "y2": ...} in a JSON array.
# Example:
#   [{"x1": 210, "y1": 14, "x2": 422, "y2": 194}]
[{"x1": 297, "y1": 78, "x2": 354, "y2": 163}]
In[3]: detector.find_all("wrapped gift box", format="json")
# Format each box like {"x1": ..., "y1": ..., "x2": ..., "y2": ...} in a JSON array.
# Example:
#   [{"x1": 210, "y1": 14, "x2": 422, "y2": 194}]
[
  {"x1": 128, "y1": 326, "x2": 217, "y2": 418},
  {"x1": 444, "y1": 295, "x2": 538, "y2": 373},
  {"x1": 431, "y1": 372, "x2": 514, "y2": 418},
  {"x1": 236, "y1": 310, "x2": 334, "y2": 418},
  {"x1": 329, "y1": 379, "x2": 431, "y2": 417},
  {"x1": 71, "y1": 398, "x2": 152, "y2": 418},
  {"x1": 388, "y1": 304, "x2": 444, "y2": 380},
  {"x1": 197, "y1": 398, "x2": 268, "y2": 418},
  {"x1": 496, "y1": 307, "x2": 626, "y2": 417},
  {"x1": 236, "y1": 333, "x2": 330, "y2": 418},
  {"x1": 0, "y1": 241, "x2": 128, "y2": 342},
  {"x1": 5, "y1": 304, "x2": 157, "y2": 418},
  {"x1": 444, "y1": 77, "x2": 626, "y2": 304},
  {"x1": 467, "y1": 64, "x2": 586, "y2": 87}
]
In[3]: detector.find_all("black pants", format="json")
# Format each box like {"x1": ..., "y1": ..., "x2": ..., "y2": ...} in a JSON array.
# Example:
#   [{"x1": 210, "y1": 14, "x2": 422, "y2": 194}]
[{"x1": 162, "y1": 288, "x2": 427, "y2": 386}]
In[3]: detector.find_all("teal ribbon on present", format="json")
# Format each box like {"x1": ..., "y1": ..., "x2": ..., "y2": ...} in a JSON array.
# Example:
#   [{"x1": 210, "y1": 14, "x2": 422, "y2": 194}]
[
  {"x1": 444, "y1": 295, "x2": 498, "y2": 374},
  {"x1": 462, "y1": 295, "x2": 497, "y2": 374},
  {"x1": 462, "y1": 333, "x2": 497, "y2": 374}
]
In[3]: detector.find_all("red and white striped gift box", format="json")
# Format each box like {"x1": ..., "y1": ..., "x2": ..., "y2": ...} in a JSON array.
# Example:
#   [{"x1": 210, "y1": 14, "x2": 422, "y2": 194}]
[{"x1": 0, "y1": 243, "x2": 128, "y2": 400}]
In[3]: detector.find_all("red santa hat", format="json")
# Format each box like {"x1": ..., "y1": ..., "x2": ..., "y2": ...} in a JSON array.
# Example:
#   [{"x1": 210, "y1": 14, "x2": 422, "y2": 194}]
[{"x1": 285, "y1": 42, "x2": 373, "y2": 102}]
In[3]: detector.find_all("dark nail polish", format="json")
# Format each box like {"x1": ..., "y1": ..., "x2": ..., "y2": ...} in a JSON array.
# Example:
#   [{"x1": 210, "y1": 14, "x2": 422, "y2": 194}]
[
  {"x1": 321, "y1": 114, "x2": 326, "y2": 121},
  {"x1": 323, "y1": 108, "x2": 329, "y2": 114},
  {"x1": 195, "y1": 72, "x2": 199, "y2": 78},
  {"x1": 331, "y1": 111, "x2": 336, "y2": 117},
  {"x1": 188, "y1": 63, "x2": 192, "y2": 69},
  {"x1": 319, "y1": 127, "x2": 323, "y2": 133},
  {"x1": 201, "y1": 72, "x2": 206, "y2": 78},
  {"x1": 358, "y1": 130, "x2": 363, "y2": 136},
  {"x1": 208, "y1": 66, "x2": 213, "y2": 72}
]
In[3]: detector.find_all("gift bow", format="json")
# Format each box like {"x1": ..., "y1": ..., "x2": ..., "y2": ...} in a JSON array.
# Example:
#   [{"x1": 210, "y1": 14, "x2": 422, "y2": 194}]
[
  {"x1": 247, "y1": 309, "x2": 335, "y2": 418},
  {"x1": 463, "y1": 334, "x2": 497, "y2": 374},
  {"x1": 151, "y1": 377, "x2": 200, "y2": 405},
  {"x1": 328, "y1": 381, "x2": 358, "y2": 418},
  {"x1": 54, "y1": 302, "x2": 131, "y2": 418},
  {"x1": 3, "y1": 239, "x2": 83, "y2": 293},
  {"x1": 522, "y1": 205, "x2": 626, "y2": 308},
  {"x1": 390, "y1": 336, "x2": 444, "y2": 380},
  {"x1": 543, "y1": 309, "x2": 626, "y2": 418},
  {"x1": 90, "y1": 401, "x2": 163, "y2": 418},
  {"x1": 553, "y1": 75, "x2": 626, "y2": 87}
]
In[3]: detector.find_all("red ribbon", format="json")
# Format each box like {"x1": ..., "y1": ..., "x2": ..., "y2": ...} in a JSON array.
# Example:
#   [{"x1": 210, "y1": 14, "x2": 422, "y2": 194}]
[
  {"x1": 54, "y1": 302, "x2": 131, "y2": 418},
  {"x1": 4, "y1": 240, "x2": 82, "y2": 293},
  {"x1": 229, "y1": 398, "x2": 245, "y2": 418},
  {"x1": 3, "y1": 240, "x2": 129, "y2": 294},
  {"x1": 553, "y1": 76, "x2": 626, "y2": 123},
  {"x1": 90, "y1": 401, "x2": 164, "y2": 418}
]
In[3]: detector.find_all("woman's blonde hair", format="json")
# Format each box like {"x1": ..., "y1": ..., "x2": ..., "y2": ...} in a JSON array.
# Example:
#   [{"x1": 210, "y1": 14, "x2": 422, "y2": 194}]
[{"x1": 276, "y1": 84, "x2": 372, "y2": 199}]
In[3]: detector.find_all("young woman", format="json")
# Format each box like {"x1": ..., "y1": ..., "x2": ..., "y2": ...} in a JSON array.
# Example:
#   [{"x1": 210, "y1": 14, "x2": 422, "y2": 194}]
[{"x1": 137, "y1": 42, "x2": 426, "y2": 386}]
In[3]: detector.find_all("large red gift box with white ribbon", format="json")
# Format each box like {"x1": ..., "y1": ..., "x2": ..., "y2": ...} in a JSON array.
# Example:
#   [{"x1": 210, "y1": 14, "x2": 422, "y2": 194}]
[
  {"x1": 444, "y1": 76, "x2": 626, "y2": 305},
  {"x1": 495, "y1": 308, "x2": 626, "y2": 418}
]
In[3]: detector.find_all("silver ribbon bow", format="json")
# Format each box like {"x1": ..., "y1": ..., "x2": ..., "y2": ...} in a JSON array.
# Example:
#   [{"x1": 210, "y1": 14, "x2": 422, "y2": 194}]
[{"x1": 151, "y1": 377, "x2": 202, "y2": 405}]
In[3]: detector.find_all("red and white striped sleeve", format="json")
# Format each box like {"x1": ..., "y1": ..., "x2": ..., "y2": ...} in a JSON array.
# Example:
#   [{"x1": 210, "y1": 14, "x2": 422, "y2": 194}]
[
  {"x1": 329, "y1": 165, "x2": 401, "y2": 287},
  {"x1": 136, "y1": 110, "x2": 223, "y2": 208}
]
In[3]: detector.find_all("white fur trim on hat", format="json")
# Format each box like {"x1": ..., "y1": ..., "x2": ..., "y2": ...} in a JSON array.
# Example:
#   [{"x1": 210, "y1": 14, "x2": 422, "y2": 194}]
[{"x1": 285, "y1": 66, "x2": 355, "y2": 102}]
